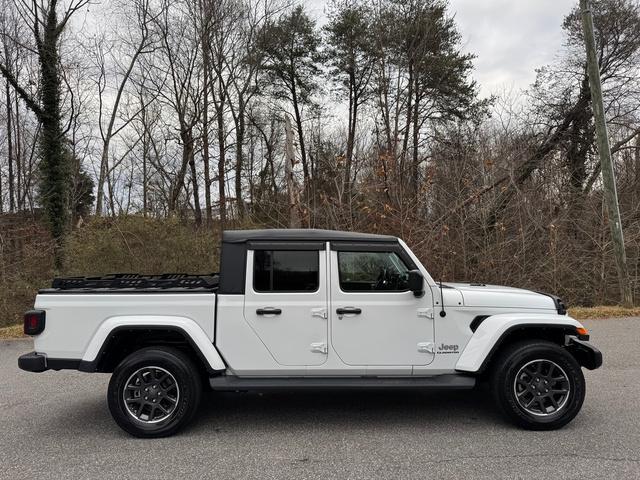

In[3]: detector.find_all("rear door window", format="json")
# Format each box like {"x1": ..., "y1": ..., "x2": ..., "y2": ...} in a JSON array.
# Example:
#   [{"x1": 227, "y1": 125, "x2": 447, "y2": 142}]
[{"x1": 253, "y1": 250, "x2": 319, "y2": 292}]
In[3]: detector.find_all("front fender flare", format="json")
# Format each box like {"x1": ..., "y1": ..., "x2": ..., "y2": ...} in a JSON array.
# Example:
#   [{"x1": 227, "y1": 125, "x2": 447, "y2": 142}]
[
  {"x1": 455, "y1": 313, "x2": 584, "y2": 373},
  {"x1": 80, "y1": 315, "x2": 226, "y2": 372}
]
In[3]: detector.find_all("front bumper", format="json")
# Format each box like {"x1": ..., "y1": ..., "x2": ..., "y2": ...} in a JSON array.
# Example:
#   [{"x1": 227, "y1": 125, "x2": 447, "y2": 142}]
[
  {"x1": 18, "y1": 351, "x2": 81, "y2": 372},
  {"x1": 567, "y1": 337, "x2": 603, "y2": 370}
]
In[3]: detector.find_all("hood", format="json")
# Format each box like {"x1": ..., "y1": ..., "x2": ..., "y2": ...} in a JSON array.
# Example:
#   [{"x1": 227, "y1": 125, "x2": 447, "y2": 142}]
[{"x1": 444, "y1": 283, "x2": 559, "y2": 311}]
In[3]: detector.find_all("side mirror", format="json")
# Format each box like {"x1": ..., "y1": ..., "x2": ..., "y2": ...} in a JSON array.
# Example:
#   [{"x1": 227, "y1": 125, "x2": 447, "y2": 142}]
[{"x1": 407, "y1": 270, "x2": 424, "y2": 297}]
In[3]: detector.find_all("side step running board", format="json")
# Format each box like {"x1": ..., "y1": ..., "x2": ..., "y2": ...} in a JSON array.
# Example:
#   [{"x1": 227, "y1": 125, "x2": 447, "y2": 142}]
[{"x1": 209, "y1": 374, "x2": 475, "y2": 391}]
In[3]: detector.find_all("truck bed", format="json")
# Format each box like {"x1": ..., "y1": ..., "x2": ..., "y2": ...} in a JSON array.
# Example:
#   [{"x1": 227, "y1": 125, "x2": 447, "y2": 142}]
[{"x1": 39, "y1": 273, "x2": 219, "y2": 294}]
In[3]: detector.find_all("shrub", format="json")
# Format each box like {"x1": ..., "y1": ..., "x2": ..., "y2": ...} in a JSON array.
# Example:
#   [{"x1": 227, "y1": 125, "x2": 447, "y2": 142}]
[{"x1": 64, "y1": 216, "x2": 221, "y2": 276}]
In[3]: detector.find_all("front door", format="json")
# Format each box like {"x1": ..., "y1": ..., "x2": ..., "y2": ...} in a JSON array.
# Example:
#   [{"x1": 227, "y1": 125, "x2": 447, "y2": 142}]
[
  {"x1": 330, "y1": 248, "x2": 435, "y2": 366},
  {"x1": 243, "y1": 247, "x2": 328, "y2": 366}
]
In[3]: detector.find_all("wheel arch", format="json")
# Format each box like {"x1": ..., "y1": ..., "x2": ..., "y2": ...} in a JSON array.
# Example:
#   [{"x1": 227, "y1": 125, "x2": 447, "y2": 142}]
[
  {"x1": 79, "y1": 316, "x2": 226, "y2": 374},
  {"x1": 455, "y1": 314, "x2": 585, "y2": 375}
]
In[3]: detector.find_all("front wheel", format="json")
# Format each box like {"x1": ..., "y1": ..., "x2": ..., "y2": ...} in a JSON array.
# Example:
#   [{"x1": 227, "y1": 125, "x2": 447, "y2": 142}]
[
  {"x1": 108, "y1": 347, "x2": 202, "y2": 438},
  {"x1": 491, "y1": 340, "x2": 585, "y2": 430}
]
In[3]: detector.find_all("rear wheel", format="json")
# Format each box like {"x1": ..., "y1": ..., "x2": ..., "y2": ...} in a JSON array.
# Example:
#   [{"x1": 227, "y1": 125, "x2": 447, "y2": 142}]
[
  {"x1": 108, "y1": 347, "x2": 202, "y2": 438},
  {"x1": 491, "y1": 340, "x2": 585, "y2": 430}
]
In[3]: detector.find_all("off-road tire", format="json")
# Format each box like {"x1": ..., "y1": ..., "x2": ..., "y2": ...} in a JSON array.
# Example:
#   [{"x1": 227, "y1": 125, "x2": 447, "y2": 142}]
[{"x1": 108, "y1": 347, "x2": 202, "y2": 438}]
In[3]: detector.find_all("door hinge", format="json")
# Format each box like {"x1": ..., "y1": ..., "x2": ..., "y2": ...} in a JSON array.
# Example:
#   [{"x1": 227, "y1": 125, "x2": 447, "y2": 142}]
[
  {"x1": 311, "y1": 308, "x2": 327, "y2": 319},
  {"x1": 417, "y1": 342, "x2": 435, "y2": 354},
  {"x1": 417, "y1": 308, "x2": 434, "y2": 319},
  {"x1": 310, "y1": 342, "x2": 328, "y2": 354}
]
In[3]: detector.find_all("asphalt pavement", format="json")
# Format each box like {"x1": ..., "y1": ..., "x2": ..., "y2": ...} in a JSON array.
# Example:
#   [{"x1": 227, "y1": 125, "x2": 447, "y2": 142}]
[{"x1": 1, "y1": 317, "x2": 639, "y2": 479}]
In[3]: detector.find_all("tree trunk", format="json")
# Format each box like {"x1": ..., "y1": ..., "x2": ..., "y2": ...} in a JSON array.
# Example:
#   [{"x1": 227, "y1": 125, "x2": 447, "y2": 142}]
[
  {"x1": 39, "y1": 4, "x2": 69, "y2": 268},
  {"x1": 290, "y1": 78, "x2": 309, "y2": 184},
  {"x1": 107, "y1": 169, "x2": 116, "y2": 216},
  {"x1": 285, "y1": 115, "x2": 301, "y2": 228},
  {"x1": 401, "y1": 61, "x2": 414, "y2": 173},
  {"x1": 202, "y1": 50, "x2": 212, "y2": 225},
  {"x1": 95, "y1": 147, "x2": 109, "y2": 215},
  {"x1": 142, "y1": 142, "x2": 148, "y2": 217},
  {"x1": 140, "y1": 95, "x2": 149, "y2": 217},
  {"x1": 234, "y1": 94, "x2": 246, "y2": 218},
  {"x1": 5, "y1": 80, "x2": 14, "y2": 211},
  {"x1": 189, "y1": 137, "x2": 202, "y2": 226},
  {"x1": 411, "y1": 76, "x2": 420, "y2": 195},
  {"x1": 344, "y1": 70, "x2": 357, "y2": 201},
  {"x1": 635, "y1": 133, "x2": 640, "y2": 191},
  {"x1": 168, "y1": 127, "x2": 195, "y2": 216},
  {"x1": 216, "y1": 100, "x2": 227, "y2": 228},
  {"x1": 200, "y1": 0, "x2": 213, "y2": 225},
  {"x1": 14, "y1": 89, "x2": 23, "y2": 209}
]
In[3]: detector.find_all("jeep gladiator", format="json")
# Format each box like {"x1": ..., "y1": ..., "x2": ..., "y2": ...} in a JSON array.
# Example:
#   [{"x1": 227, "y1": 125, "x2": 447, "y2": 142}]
[{"x1": 18, "y1": 229, "x2": 602, "y2": 437}]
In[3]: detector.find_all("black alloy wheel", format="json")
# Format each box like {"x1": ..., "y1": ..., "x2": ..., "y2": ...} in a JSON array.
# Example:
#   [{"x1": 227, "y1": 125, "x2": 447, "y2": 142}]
[
  {"x1": 491, "y1": 340, "x2": 585, "y2": 430},
  {"x1": 513, "y1": 359, "x2": 571, "y2": 416},
  {"x1": 108, "y1": 347, "x2": 202, "y2": 438}
]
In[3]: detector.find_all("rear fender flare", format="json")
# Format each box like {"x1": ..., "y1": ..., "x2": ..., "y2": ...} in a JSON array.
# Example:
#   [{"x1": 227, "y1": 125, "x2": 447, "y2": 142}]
[
  {"x1": 455, "y1": 314, "x2": 584, "y2": 373},
  {"x1": 80, "y1": 315, "x2": 226, "y2": 372}
]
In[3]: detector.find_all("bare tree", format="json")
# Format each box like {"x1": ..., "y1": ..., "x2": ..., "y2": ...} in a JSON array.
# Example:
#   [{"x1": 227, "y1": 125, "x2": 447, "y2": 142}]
[
  {"x1": 0, "y1": 0, "x2": 91, "y2": 267},
  {"x1": 94, "y1": 0, "x2": 158, "y2": 216},
  {"x1": 150, "y1": 0, "x2": 203, "y2": 223}
]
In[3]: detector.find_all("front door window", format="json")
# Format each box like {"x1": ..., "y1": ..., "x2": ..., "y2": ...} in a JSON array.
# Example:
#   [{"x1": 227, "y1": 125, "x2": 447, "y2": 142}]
[{"x1": 338, "y1": 251, "x2": 410, "y2": 292}]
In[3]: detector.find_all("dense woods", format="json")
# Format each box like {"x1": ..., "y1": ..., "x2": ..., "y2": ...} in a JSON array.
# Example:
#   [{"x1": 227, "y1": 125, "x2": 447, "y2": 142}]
[{"x1": 1, "y1": 0, "x2": 639, "y2": 325}]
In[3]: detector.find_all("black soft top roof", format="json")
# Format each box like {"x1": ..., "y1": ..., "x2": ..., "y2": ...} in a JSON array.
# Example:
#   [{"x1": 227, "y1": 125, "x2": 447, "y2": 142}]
[{"x1": 222, "y1": 229, "x2": 397, "y2": 244}]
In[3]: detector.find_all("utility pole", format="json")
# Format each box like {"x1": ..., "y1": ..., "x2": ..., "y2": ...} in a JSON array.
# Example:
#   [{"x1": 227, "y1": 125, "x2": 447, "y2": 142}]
[{"x1": 580, "y1": 0, "x2": 633, "y2": 307}]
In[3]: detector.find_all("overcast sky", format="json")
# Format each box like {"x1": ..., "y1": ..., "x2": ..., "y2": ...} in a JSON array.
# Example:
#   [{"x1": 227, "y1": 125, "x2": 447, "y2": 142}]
[{"x1": 306, "y1": 0, "x2": 578, "y2": 98}]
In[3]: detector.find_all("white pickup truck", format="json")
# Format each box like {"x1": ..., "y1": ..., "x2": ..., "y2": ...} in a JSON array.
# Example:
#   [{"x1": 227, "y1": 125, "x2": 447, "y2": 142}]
[{"x1": 19, "y1": 229, "x2": 602, "y2": 437}]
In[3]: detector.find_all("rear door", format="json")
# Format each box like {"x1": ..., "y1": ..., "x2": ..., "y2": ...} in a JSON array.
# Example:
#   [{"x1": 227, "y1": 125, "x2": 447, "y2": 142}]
[
  {"x1": 243, "y1": 243, "x2": 328, "y2": 366},
  {"x1": 330, "y1": 244, "x2": 435, "y2": 367}
]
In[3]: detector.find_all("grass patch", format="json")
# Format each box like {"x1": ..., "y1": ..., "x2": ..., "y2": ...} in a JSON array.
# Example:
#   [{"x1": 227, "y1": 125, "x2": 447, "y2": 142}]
[
  {"x1": 568, "y1": 306, "x2": 640, "y2": 320},
  {"x1": 0, "y1": 324, "x2": 25, "y2": 339}
]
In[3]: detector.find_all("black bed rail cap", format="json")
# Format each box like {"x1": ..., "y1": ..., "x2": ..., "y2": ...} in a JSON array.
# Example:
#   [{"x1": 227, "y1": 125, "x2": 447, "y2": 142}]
[{"x1": 49, "y1": 273, "x2": 219, "y2": 291}]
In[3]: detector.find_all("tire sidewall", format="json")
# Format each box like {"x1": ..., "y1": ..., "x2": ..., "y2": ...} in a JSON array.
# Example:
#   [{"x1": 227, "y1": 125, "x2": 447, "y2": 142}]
[
  {"x1": 494, "y1": 342, "x2": 585, "y2": 430},
  {"x1": 108, "y1": 348, "x2": 201, "y2": 438}
]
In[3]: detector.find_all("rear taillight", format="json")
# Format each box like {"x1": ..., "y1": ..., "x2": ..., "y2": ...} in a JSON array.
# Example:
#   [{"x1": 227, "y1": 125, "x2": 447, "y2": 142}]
[{"x1": 24, "y1": 310, "x2": 46, "y2": 335}]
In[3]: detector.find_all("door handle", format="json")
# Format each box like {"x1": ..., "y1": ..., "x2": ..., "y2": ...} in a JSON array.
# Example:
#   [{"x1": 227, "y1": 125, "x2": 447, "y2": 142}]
[
  {"x1": 256, "y1": 308, "x2": 282, "y2": 315},
  {"x1": 336, "y1": 307, "x2": 361, "y2": 315}
]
